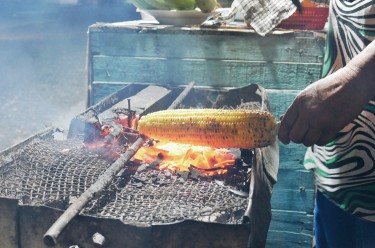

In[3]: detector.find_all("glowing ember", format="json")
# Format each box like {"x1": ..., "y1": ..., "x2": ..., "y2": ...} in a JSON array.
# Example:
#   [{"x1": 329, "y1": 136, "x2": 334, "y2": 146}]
[{"x1": 134, "y1": 141, "x2": 236, "y2": 175}]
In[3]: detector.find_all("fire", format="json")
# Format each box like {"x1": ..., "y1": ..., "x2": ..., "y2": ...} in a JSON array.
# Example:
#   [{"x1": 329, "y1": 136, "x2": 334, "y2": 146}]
[
  {"x1": 84, "y1": 109, "x2": 236, "y2": 176},
  {"x1": 134, "y1": 141, "x2": 236, "y2": 176}
]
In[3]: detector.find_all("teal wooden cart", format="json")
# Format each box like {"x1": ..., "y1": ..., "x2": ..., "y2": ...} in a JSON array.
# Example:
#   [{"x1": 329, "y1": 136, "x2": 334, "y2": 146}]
[{"x1": 86, "y1": 21, "x2": 326, "y2": 247}]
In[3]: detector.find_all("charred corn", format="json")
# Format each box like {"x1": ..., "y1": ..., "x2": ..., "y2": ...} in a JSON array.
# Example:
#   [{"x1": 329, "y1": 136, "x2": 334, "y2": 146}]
[{"x1": 138, "y1": 109, "x2": 279, "y2": 149}]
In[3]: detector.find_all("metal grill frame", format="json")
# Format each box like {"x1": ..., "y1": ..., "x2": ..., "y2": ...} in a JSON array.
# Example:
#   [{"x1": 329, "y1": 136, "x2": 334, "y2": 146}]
[{"x1": 0, "y1": 83, "x2": 279, "y2": 248}]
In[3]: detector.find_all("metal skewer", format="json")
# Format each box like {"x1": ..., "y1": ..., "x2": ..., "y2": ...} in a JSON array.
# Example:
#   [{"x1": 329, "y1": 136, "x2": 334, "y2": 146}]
[{"x1": 167, "y1": 81, "x2": 195, "y2": 109}]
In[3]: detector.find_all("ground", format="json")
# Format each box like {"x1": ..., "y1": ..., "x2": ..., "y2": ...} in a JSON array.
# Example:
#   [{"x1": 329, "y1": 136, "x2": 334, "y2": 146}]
[{"x1": 0, "y1": 1, "x2": 140, "y2": 151}]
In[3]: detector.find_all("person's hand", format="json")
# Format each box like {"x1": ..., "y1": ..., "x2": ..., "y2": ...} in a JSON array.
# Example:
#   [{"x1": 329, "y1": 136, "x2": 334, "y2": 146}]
[{"x1": 278, "y1": 66, "x2": 371, "y2": 147}]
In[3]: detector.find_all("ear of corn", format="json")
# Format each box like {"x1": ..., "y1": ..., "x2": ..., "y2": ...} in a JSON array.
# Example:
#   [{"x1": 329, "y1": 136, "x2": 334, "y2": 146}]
[
  {"x1": 196, "y1": 0, "x2": 217, "y2": 13},
  {"x1": 137, "y1": 109, "x2": 279, "y2": 149}
]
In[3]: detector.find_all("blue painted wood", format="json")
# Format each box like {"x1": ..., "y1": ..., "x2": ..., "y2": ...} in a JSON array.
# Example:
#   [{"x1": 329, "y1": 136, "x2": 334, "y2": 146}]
[
  {"x1": 269, "y1": 210, "x2": 314, "y2": 236},
  {"x1": 268, "y1": 210, "x2": 314, "y2": 247},
  {"x1": 89, "y1": 27, "x2": 325, "y2": 63},
  {"x1": 90, "y1": 82, "x2": 128, "y2": 105},
  {"x1": 92, "y1": 55, "x2": 322, "y2": 89},
  {"x1": 275, "y1": 169, "x2": 314, "y2": 191},
  {"x1": 267, "y1": 89, "x2": 301, "y2": 118},
  {"x1": 271, "y1": 187, "x2": 315, "y2": 213},
  {"x1": 279, "y1": 143, "x2": 307, "y2": 169},
  {"x1": 267, "y1": 229, "x2": 313, "y2": 248}
]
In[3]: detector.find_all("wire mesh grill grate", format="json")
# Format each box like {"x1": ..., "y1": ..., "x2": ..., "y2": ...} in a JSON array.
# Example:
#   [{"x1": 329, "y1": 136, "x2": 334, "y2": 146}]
[
  {"x1": 87, "y1": 169, "x2": 248, "y2": 224},
  {"x1": 0, "y1": 138, "x2": 112, "y2": 207},
  {"x1": 0, "y1": 137, "x2": 248, "y2": 225}
]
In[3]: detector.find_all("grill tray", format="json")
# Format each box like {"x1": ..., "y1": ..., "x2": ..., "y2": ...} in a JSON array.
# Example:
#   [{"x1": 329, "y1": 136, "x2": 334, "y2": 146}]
[
  {"x1": 0, "y1": 137, "x2": 248, "y2": 224},
  {"x1": 0, "y1": 83, "x2": 278, "y2": 248}
]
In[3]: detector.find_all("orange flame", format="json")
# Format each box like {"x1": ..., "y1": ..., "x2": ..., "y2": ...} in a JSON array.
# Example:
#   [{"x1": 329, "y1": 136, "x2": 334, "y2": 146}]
[{"x1": 134, "y1": 141, "x2": 236, "y2": 176}]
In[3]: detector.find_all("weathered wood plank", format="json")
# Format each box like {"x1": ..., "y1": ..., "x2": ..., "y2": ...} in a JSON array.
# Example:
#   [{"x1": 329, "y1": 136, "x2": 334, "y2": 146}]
[
  {"x1": 89, "y1": 30, "x2": 325, "y2": 63},
  {"x1": 271, "y1": 188, "x2": 314, "y2": 213},
  {"x1": 270, "y1": 210, "x2": 314, "y2": 236},
  {"x1": 267, "y1": 89, "x2": 301, "y2": 118},
  {"x1": 99, "y1": 85, "x2": 171, "y2": 121},
  {"x1": 90, "y1": 82, "x2": 129, "y2": 105},
  {"x1": 92, "y1": 56, "x2": 322, "y2": 89},
  {"x1": 275, "y1": 169, "x2": 314, "y2": 192},
  {"x1": 279, "y1": 142, "x2": 307, "y2": 170},
  {"x1": 267, "y1": 229, "x2": 313, "y2": 248}
]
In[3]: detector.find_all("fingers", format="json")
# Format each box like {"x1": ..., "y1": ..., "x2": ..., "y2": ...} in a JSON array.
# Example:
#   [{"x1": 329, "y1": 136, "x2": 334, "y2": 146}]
[
  {"x1": 278, "y1": 104, "x2": 298, "y2": 144},
  {"x1": 278, "y1": 95, "x2": 339, "y2": 147},
  {"x1": 278, "y1": 103, "x2": 326, "y2": 146},
  {"x1": 301, "y1": 127, "x2": 322, "y2": 147},
  {"x1": 316, "y1": 131, "x2": 337, "y2": 146},
  {"x1": 288, "y1": 116, "x2": 309, "y2": 144}
]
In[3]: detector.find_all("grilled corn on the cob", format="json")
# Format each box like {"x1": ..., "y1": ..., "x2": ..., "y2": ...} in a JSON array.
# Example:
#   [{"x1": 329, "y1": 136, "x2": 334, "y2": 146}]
[{"x1": 138, "y1": 109, "x2": 279, "y2": 149}]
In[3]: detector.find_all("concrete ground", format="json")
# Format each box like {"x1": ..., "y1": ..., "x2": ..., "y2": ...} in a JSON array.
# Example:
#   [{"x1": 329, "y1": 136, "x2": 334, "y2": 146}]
[{"x1": 0, "y1": 1, "x2": 140, "y2": 151}]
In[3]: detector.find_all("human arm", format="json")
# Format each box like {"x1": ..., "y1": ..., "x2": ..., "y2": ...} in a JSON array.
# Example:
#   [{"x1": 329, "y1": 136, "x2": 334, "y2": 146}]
[{"x1": 278, "y1": 40, "x2": 375, "y2": 146}]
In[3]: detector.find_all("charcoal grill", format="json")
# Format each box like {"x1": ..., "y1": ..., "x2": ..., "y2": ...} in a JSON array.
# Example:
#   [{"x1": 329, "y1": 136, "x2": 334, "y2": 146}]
[{"x1": 0, "y1": 83, "x2": 278, "y2": 248}]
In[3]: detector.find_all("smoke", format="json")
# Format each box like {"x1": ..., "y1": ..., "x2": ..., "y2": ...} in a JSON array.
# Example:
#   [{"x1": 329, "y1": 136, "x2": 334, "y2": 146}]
[{"x1": 0, "y1": 1, "x2": 140, "y2": 150}]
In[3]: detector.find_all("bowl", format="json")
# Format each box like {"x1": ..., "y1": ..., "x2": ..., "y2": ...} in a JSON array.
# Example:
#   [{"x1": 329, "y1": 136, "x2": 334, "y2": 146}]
[{"x1": 139, "y1": 9, "x2": 219, "y2": 25}]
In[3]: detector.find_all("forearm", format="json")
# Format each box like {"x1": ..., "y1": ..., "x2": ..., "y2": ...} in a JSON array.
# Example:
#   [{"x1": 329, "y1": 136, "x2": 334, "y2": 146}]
[
  {"x1": 344, "y1": 40, "x2": 375, "y2": 102},
  {"x1": 278, "y1": 40, "x2": 375, "y2": 146}
]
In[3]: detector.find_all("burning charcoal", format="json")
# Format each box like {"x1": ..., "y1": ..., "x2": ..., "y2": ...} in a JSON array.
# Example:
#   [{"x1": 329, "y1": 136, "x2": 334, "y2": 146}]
[
  {"x1": 132, "y1": 182, "x2": 144, "y2": 188},
  {"x1": 150, "y1": 174, "x2": 170, "y2": 186},
  {"x1": 177, "y1": 177, "x2": 186, "y2": 183},
  {"x1": 156, "y1": 180, "x2": 171, "y2": 186},
  {"x1": 215, "y1": 180, "x2": 225, "y2": 186},
  {"x1": 189, "y1": 167, "x2": 209, "y2": 180},
  {"x1": 223, "y1": 167, "x2": 251, "y2": 192},
  {"x1": 157, "y1": 173, "x2": 165, "y2": 180},
  {"x1": 131, "y1": 175, "x2": 147, "y2": 184},
  {"x1": 163, "y1": 170, "x2": 171, "y2": 178},
  {"x1": 148, "y1": 153, "x2": 164, "y2": 169},
  {"x1": 176, "y1": 170, "x2": 189, "y2": 180}
]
